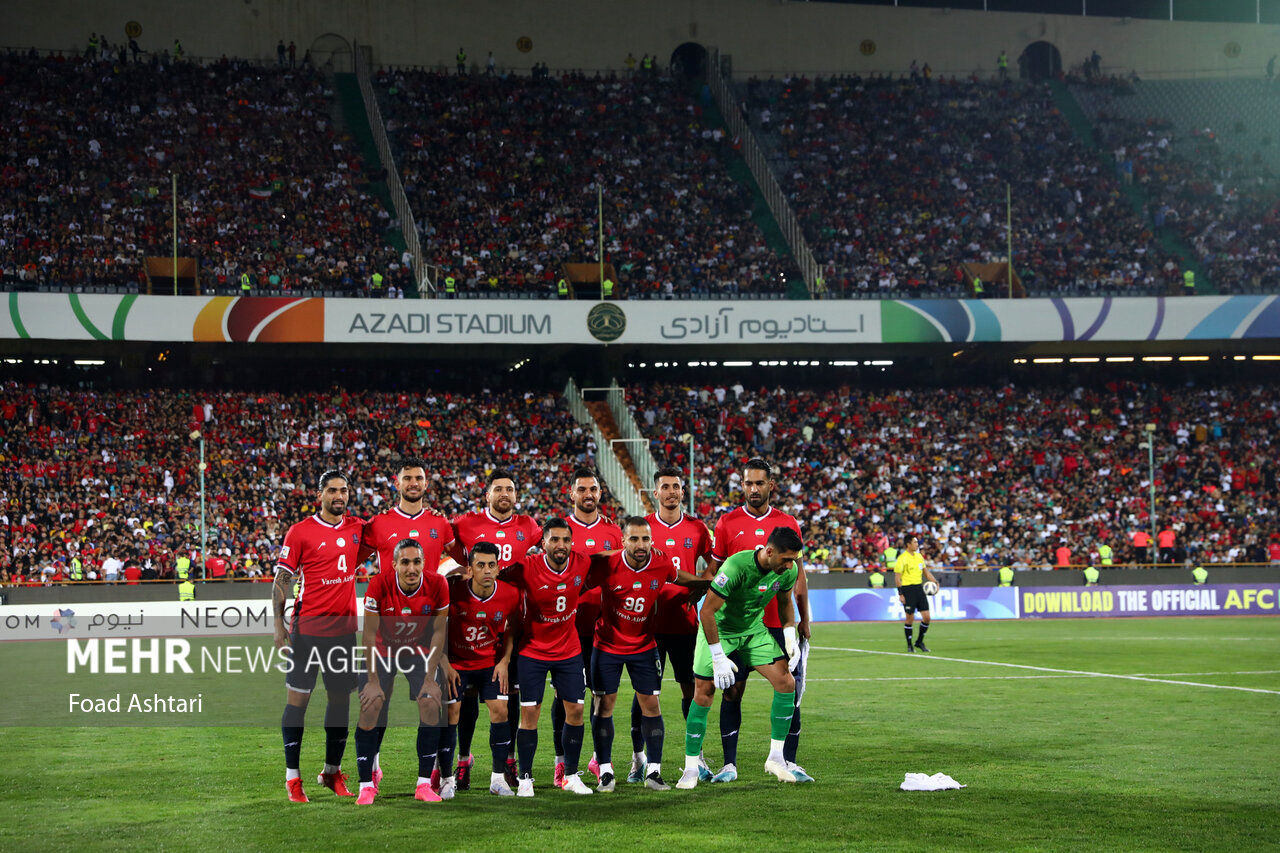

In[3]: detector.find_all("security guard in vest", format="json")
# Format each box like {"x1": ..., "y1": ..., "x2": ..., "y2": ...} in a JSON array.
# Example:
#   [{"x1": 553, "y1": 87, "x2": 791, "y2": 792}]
[
  {"x1": 997, "y1": 50, "x2": 1008, "y2": 80},
  {"x1": 370, "y1": 271, "x2": 384, "y2": 296},
  {"x1": 998, "y1": 565, "x2": 1015, "y2": 587},
  {"x1": 869, "y1": 568, "x2": 885, "y2": 589},
  {"x1": 814, "y1": 275, "x2": 826, "y2": 299},
  {"x1": 557, "y1": 278, "x2": 569, "y2": 298},
  {"x1": 1097, "y1": 543, "x2": 1113, "y2": 566},
  {"x1": 972, "y1": 275, "x2": 984, "y2": 297},
  {"x1": 70, "y1": 556, "x2": 84, "y2": 582},
  {"x1": 1191, "y1": 565, "x2": 1208, "y2": 585},
  {"x1": 1183, "y1": 269, "x2": 1195, "y2": 295},
  {"x1": 175, "y1": 554, "x2": 190, "y2": 581},
  {"x1": 240, "y1": 272, "x2": 251, "y2": 295},
  {"x1": 602, "y1": 278, "x2": 614, "y2": 298},
  {"x1": 488, "y1": 275, "x2": 499, "y2": 290},
  {"x1": 456, "y1": 48, "x2": 467, "y2": 74},
  {"x1": 179, "y1": 578, "x2": 197, "y2": 601},
  {"x1": 1083, "y1": 565, "x2": 1100, "y2": 586},
  {"x1": 883, "y1": 544, "x2": 899, "y2": 570},
  {"x1": 444, "y1": 275, "x2": 456, "y2": 297}
]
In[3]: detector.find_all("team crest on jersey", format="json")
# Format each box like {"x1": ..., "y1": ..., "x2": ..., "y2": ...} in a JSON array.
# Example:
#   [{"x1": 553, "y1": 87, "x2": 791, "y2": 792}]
[
  {"x1": 516, "y1": 531, "x2": 525, "y2": 541},
  {"x1": 650, "y1": 580, "x2": 660, "y2": 590},
  {"x1": 772, "y1": 581, "x2": 780, "y2": 591},
  {"x1": 684, "y1": 538, "x2": 693, "y2": 549},
  {"x1": 494, "y1": 611, "x2": 503, "y2": 621},
  {"x1": 574, "y1": 576, "x2": 583, "y2": 586},
  {"x1": 429, "y1": 529, "x2": 438, "y2": 539},
  {"x1": 422, "y1": 604, "x2": 433, "y2": 614}
]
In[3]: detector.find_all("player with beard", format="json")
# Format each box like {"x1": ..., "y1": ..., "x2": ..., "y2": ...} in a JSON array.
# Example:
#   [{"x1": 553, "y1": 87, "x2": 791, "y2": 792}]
[
  {"x1": 557, "y1": 467, "x2": 622, "y2": 787},
  {"x1": 449, "y1": 470, "x2": 541, "y2": 789},
  {"x1": 704, "y1": 458, "x2": 813, "y2": 784},
  {"x1": 502, "y1": 519, "x2": 594, "y2": 796},
  {"x1": 273, "y1": 470, "x2": 365, "y2": 802},
  {"x1": 623, "y1": 465, "x2": 714, "y2": 783},
  {"x1": 357, "y1": 459, "x2": 455, "y2": 787}
]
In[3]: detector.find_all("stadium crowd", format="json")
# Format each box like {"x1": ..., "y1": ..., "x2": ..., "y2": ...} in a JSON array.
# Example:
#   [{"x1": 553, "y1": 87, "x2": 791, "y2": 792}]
[
  {"x1": 630, "y1": 379, "x2": 1280, "y2": 571},
  {"x1": 0, "y1": 51, "x2": 405, "y2": 296},
  {"x1": 739, "y1": 74, "x2": 1181, "y2": 297},
  {"x1": 379, "y1": 70, "x2": 797, "y2": 297},
  {"x1": 0, "y1": 382, "x2": 606, "y2": 585},
  {"x1": 5, "y1": 375, "x2": 1279, "y2": 586},
  {"x1": 1074, "y1": 86, "x2": 1280, "y2": 294}
]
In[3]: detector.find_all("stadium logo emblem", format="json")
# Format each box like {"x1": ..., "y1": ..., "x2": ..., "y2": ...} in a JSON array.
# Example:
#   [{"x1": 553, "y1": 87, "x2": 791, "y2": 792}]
[{"x1": 586, "y1": 303, "x2": 626, "y2": 343}]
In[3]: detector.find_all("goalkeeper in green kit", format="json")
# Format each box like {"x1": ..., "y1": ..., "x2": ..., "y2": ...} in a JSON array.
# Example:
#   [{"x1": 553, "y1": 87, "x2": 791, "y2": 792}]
[{"x1": 677, "y1": 527, "x2": 805, "y2": 789}]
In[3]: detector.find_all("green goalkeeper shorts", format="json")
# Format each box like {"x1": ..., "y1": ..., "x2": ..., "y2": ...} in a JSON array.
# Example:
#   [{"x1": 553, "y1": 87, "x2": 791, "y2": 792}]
[{"x1": 692, "y1": 626, "x2": 784, "y2": 679}]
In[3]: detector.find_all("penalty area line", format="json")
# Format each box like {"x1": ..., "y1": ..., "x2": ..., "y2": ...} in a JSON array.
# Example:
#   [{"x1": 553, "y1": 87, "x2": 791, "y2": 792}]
[{"x1": 810, "y1": 646, "x2": 1280, "y2": 696}]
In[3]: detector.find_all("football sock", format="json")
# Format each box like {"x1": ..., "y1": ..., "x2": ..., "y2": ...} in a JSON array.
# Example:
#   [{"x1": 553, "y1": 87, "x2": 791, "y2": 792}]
[
  {"x1": 490, "y1": 721, "x2": 511, "y2": 773},
  {"x1": 551, "y1": 698, "x2": 566, "y2": 756},
  {"x1": 282, "y1": 703, "x2": 305, "y2": 771},
  {"x1": 684, "y1": 701, "x2": 709, "y2": 757},
  {"x1": 507, "y1": 695, "x2": 521, "y2": 758},
  {"x1": 416, "y1": 724, "x2": 440, "y2": 779},
  {"x1": 904, "y1": 625, "x2": 914, "y2": 643},
  {"x1": 354, "y1": 726, "x2": 377, "y2": 783},
  {"x1": 323, "y1": 726, "x2": 348, "y2": 769},
  {"x1": 458, "y1": 694, "x2": 480, "y2": 756},
  {"x1": 783, "y1": 705, "x2": 801, "y2": 764},
  {"x1": 516, "y1": 727, "x2": 538, "y2": 778},
  {"x1": 629, "y1": 695, "x2": 644, "y2": 753},
  {"x1": 917, "y1": 623, "x2": 930, "y2": 642},
  {"x1": 640, "y1": 714, "x2": 664, "y2": 769},
  {"x1": 438, "y1": 724, "x2": 457, "y2": 777},
  {"x1": 770, "y1": 690, "x2": 796, "y2": 742},
  {"x1": 593, "y1": 715, "x2": 615, "y2": 766},
  {"x1": 768, "y1": 738, "x2": 786, "y2": 764},
  {"x1": 720, "y1": 699, "x2": 741, "y2": 767},
  {"x1": 563, "y1": 722, "x2": 585, "y2": 775},
  {"x1": 286, "y1": 768, "x2": 300, "y2": 782}
]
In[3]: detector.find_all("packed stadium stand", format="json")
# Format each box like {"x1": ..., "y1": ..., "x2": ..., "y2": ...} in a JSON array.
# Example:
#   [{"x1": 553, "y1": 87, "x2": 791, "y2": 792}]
[
  {"x1": 1071, "y1": 78, "x2": 1280, "y2": 294},
  {"x1": 739, "y1": 75, "x2": 1183, "y2": 298},
  {"x1": 625, "y1": 379, "x2": 1279, "y2": 571},
  {"x1": 377, "y1": 69, "x2": 800, "y2": 298},
  {"x1": 0, "y1": 52, "x2": 405, "y2": 297},
  {"x1": 0, "y1": 382, "x2": 618, "y2": 584}
]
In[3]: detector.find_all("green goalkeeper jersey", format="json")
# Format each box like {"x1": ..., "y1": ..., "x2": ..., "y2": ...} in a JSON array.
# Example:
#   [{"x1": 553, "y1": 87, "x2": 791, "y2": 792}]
[{"x1": 709, "y1": 549, "x2": 797, "y2": 637}]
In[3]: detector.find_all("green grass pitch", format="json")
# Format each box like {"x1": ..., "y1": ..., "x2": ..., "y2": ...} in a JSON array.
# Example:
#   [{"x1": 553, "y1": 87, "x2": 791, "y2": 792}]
[{"x1": 3, "y1": 616, "x2": 1278, "y2": 851}]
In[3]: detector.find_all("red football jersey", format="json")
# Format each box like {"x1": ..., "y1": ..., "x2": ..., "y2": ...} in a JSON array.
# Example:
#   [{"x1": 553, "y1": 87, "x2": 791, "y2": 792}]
[
  {"x1": 447, "y1": 575, "x2": 521, "y2": 671},
  {"x1": 359, "y1": 506, "x2": 454, "y2": 574},
  {"x1": 276, "y1": 515, "x2": 365, "y2": 636},
  {"x1": 567, "y1": 514, "x2": 623, "y2": 639},
  {"x1": 451, "y1": 509, "x2": 541, "y2": 568},
  {"x1": 503, "y1": 551, "x2": 592, "y2": 661},
  {"x1": 587, "y1": 552, "x2": 677, "y2": 655},
  {"x1": 711, "y1": 506, "x2": 803, "y2": 629},
  {"x1": 363, "y1": 569, "x2": 449, "y2": 652},
  {"x1": 647, "y1": 511, "x2": 713, "y2": 634}
]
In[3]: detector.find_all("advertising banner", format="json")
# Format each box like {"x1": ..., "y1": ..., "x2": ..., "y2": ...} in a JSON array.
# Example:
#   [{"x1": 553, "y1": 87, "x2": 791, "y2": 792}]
[
  {"x1": 1018, "y1": 584, "x2": 1280, "y2": 618},
  {"x1": 5, "y1": 293, "x2": 1277, "y2": 344},
  {"x1": 808, "y1": 587, "x2": 1021, "y2": 622}
]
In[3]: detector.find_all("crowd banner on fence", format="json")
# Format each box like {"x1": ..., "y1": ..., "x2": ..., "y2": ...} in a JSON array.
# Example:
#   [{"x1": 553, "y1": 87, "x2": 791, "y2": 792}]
[
  {"x1": 5, "y1": 293, "x2": 1278, "y2": 344},
  {"x1": 0, "y1": 600, "x2": 295, "y2": 641}
]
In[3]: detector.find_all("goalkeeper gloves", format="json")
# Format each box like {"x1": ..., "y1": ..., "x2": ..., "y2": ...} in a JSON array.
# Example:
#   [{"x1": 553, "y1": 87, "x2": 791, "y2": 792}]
[
  {"x1": 709, "y1": 642, "x2": 738, "y2": 690},
  {"x1": 783, "y1": 626, "x2": 800, "y2": 672}
]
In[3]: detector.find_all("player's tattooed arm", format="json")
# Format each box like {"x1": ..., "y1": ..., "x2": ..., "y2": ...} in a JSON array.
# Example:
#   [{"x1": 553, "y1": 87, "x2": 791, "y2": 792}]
[{"x1": 272, "y1": 568, "x2": 293, "y2": 649}]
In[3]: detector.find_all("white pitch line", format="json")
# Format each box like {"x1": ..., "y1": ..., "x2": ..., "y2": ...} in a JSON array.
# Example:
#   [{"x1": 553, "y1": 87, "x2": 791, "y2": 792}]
[{"x1": 811, "y1": 646, "x2": 1280, "y2": 696}]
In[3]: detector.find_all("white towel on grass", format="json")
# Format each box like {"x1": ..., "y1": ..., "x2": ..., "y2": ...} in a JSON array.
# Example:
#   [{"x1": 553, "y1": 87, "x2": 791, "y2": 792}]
[{"x1": 900, "y1": 772, "x2": 966, "y2": 791}]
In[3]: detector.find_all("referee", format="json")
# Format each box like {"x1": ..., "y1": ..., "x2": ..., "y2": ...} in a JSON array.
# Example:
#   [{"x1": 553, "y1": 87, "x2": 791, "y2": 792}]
[{"x1": 894, "y1": 536, "x2": 940, "y2": 653}]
